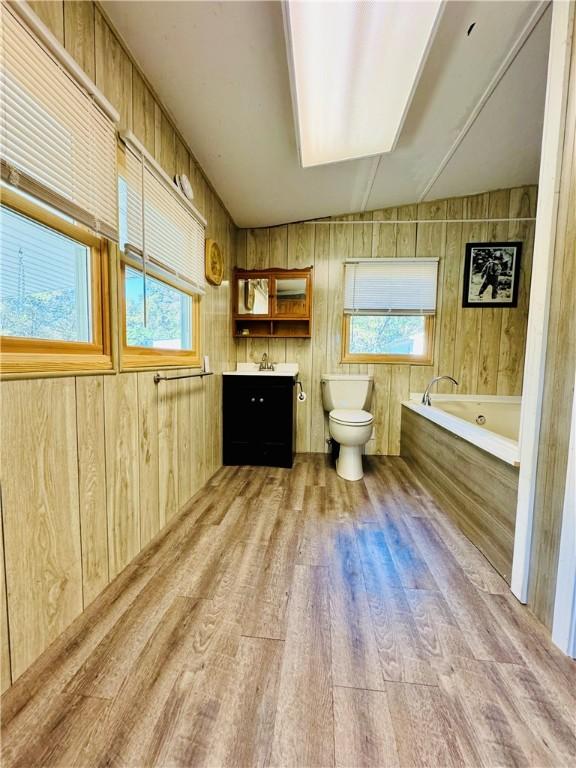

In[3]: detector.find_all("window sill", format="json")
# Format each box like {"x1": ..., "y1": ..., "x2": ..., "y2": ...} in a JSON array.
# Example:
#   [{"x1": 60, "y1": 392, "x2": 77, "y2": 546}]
[
  {"x1": 0, "y1": 352, "x2": 113, "y2": 377},
  {"x1": 341, "y1": 354, "x2": 433, "y2": 365},
  {"x1": 121, "y1": 350, "x2": 201, "y2": 370}
]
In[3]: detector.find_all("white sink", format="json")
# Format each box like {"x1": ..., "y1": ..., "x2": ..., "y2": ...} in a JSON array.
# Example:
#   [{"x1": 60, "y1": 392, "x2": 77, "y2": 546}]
[{"x1": 223, "y1": 362, "x2": 299, "y2": 377}]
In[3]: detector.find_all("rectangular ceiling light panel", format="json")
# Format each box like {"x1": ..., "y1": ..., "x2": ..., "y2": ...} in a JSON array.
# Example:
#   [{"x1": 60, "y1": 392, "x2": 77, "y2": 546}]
[{"x1": 284, "y1": 0, "x2": 444, "y2": 167}]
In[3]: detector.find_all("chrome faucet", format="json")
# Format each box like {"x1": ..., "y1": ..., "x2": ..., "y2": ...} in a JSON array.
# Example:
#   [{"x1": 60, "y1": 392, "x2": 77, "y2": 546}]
[
  {"x1": 259, "y1": 353, "x2": 275, "y2": 371},
  {"x1": 421, "y1": 375, "x2": 458, "y2": 406}
]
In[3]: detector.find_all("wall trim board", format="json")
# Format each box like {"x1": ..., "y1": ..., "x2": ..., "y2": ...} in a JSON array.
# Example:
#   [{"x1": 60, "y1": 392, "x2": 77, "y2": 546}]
[
  {"x1": 303, "y1": 215, "x2": 536, "y2": 225},
  {"x1": 511, "y1": 0, "x2": 575, "y2": 605}
]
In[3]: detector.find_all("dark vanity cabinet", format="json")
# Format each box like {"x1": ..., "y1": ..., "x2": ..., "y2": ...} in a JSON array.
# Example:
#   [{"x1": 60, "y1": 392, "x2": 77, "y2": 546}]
[{"x1": 223, "y1": 375, "x2": 296, "y2": 468}]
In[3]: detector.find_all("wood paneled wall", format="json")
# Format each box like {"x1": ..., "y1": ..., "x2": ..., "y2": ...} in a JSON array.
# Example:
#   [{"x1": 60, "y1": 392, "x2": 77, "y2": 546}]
[
  {"x1": 236, "y1": 186, "x2": 537, "y2": 456},
  {"x1": 528, "y1": 7, "x2": 576, "y2": 629},
  {"x1": 0, "y1": 1, "x2": 237, "y2": 689}
]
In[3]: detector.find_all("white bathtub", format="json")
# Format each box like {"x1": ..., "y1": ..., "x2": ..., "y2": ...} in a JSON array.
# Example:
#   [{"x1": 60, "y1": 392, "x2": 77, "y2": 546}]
[{"x1": 402, "y1": 394, "x2": 521, "y2": 466}]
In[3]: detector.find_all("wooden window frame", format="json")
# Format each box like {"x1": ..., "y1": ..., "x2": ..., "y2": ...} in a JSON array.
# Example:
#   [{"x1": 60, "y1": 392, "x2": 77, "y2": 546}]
[
  {"x1": 0, "y1": 188, "x2": 112, "y2": 376},
  {"x1": 342, "y1": 313, "x2": 435, "y2": 365},
  {"x1": 120, "y1": 260, "x2": 201, "y2": 370}
]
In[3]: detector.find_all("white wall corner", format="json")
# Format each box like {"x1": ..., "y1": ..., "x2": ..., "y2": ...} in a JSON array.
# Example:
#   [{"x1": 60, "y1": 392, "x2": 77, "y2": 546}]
[{"x1": 510, "y1": 0, "x2": 574, "y2": 603}]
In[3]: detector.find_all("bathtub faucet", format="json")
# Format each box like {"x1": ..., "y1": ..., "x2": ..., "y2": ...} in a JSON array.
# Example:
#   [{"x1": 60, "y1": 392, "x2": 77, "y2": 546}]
[{"x1": 421, "y1": 376, "x2": 459, "y2": 406}]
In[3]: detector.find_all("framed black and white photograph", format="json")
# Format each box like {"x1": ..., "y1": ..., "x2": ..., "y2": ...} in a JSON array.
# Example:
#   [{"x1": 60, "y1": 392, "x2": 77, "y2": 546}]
[{"x1": 462, "y1": 241, "x2": 522, "y2": 308}]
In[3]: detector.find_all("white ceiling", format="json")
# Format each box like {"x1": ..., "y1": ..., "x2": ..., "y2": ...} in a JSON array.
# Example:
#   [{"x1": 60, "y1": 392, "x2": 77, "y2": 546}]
[{"x1": 102, "y1": 1, "x2": 551, "y2": 228}]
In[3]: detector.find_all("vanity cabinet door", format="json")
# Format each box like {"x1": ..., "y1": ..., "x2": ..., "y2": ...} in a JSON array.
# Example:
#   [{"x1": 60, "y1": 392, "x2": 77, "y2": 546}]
[
  {"x1": 223, "y1": 377, "x2": 295, "y2": 468},
  {"x1": 223, "y1": 383, "x2": 264, "y2": 466},
  {"x1": 257, "y1": 383, "x2": 294, "y2": 466}
]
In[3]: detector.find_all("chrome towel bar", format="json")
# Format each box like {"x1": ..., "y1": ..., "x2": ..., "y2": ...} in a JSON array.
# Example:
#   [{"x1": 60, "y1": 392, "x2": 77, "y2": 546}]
[{"x1": 153, "y1": 371, "x2": 214, "y2": 384}]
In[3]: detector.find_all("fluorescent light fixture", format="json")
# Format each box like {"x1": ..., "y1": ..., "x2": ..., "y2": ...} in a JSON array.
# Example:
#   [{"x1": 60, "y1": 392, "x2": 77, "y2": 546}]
[{"x1": 283, "y1": 0, "x2": 444, "y2": 167}]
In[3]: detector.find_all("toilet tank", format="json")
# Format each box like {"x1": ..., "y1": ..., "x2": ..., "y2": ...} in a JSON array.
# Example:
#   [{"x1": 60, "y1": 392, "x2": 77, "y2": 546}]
[{"x1": 321, "y1": 374, "x2": 373, "y2": 411}]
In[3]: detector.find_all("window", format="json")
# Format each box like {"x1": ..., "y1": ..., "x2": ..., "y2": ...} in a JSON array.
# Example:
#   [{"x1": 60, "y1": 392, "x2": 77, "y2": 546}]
[
  {"x1": 1, "y1": 206, "x2": 91, "y2": 342},
  {"x1": 0, "y1": 5, "x2": 117, "y2": 375},
  {"x1": 348, "y1": 315, "x2": 429, "y2": 356},
  {"x1": 342, "y1": 258, "x2": 438, "y2": 364},
  {"x1": 0, "y1": 188, "x2": 111, "y2": 373},
  {"x1": 125, "y1": 267, "x2": 192, "y2": 350},
  {"x1": 121, "y1": 263, "x2": 200, "y2": 369},
  {"x1": 118, "y1": 135, "x2": 205, "y2": 369}
]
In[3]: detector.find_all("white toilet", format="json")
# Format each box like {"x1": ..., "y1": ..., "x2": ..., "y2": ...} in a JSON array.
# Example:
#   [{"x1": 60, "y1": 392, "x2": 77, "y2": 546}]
[{"x1": 321, "y1": 373, "x2": 374, "y2": 481}]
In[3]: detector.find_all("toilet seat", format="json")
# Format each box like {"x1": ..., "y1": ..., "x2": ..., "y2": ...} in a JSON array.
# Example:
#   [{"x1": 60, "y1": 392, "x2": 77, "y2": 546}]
[{"x1": 329, "y1": 408, "x2": 374, "y2": 426}]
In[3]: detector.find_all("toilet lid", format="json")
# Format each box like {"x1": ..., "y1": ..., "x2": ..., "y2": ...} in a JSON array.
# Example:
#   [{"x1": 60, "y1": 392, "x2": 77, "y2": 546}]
[{"x1": 330, "y1": 409, "x2": 374, "y2": 426}]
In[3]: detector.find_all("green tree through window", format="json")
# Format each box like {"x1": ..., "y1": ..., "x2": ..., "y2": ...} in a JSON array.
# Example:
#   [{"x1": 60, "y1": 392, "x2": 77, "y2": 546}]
[
  {"x1": 0, "y1": 205, "x2": 91, "y2": 342},
  {"x1": 125, "y1": 267, "x2": 192, "y2": 350},
  {"x1": 349, "y1": 315, "x2": 425, "y2": 355}
]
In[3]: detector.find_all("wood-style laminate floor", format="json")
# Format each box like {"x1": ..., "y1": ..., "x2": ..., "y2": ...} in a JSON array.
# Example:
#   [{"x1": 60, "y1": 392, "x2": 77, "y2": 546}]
[{"x1": 2, "y1": 455, "x2": 575, "y2": 768}]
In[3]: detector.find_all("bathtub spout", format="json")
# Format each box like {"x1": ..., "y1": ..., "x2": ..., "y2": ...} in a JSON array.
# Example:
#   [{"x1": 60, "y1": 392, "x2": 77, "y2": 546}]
[{"x1": 421, "y1": 376, "x2": 459, "y2": 406}]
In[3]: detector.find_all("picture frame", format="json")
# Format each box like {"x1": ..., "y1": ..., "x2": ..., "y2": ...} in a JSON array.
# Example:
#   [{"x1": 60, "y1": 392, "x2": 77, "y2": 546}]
[{"x1": 462, "y1": 241, "x2": 522, "y2": 308}]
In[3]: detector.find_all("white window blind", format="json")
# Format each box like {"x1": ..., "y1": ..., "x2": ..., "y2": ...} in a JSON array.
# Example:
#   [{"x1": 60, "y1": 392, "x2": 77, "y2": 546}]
[
  {"x1": 0, "y1": 5, "x2": 118, "y2": 238},
  {"x1": 119, "y1": 134, "x2": 206, "y2": 295},
  {"x1": 344, "y1": 258, "x2": 439, "y2": 315},
  {"x1": 119, "y1": 144, "x2": 144, "y2": 254}
]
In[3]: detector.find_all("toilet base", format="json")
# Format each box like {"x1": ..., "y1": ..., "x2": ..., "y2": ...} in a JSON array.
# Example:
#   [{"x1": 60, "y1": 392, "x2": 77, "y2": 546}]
[{"x1": 336, "y1": 444, "x2": 364, "y2": 481}]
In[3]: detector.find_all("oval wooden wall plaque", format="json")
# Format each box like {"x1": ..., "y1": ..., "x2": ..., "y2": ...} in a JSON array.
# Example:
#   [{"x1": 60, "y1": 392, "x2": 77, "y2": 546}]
[{"x1": 205, "y1": 239, "x2": 223, "y2": 286}]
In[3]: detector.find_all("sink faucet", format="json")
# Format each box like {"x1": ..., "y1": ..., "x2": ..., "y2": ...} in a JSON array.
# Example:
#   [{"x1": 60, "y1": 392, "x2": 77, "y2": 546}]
[
  {"x1": 259, "y1": 353, "x2": 275, "y2": 371},
  {"x1": 421, "y1": 375, "x2": 459, "y2": 406}
]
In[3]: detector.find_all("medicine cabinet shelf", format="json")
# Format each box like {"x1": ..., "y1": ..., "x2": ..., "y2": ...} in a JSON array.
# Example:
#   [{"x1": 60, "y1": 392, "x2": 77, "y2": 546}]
[{"x1": 232, "y1": 267, "x2": 313, "y2": 338}]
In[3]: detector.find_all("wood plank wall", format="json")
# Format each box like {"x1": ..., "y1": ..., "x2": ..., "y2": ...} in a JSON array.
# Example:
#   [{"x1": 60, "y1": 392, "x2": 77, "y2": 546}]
[
  {"x1": 528, "y1": 7, "x2": 576, "y2": 629},
  {"x1": 0, "y1": 1, "x2": 237, "y2": 689},
  {"x1": 236, "y1": 186, "x2": 537, "y2": 456}
]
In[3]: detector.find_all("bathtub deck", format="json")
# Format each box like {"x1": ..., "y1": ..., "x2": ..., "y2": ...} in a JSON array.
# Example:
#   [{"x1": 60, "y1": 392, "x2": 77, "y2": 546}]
[{"x1": 1, "y1": 455, "x2": 575, "y2": 767}]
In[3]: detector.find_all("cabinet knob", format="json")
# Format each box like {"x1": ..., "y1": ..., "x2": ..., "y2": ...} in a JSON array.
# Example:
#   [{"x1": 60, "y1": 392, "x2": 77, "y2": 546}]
[
  {"x1": 250, "y1": 397, "x2": 256, "y2": 402},
  {"x1": 259, "y1": 397, "x2": 264, "y2": 403}
]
